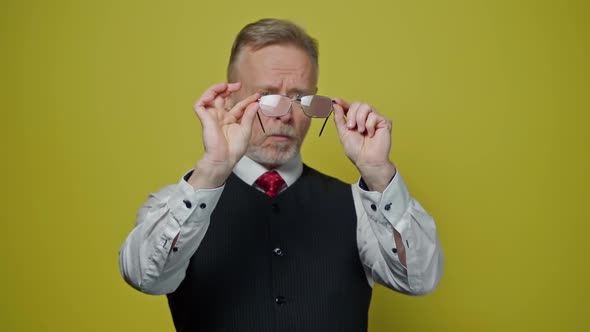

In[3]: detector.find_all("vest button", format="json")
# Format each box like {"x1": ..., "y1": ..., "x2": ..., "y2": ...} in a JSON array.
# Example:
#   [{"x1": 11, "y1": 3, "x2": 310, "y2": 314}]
[
  {"x1": 271, "y1": 203, "x2": 280, "y2": 213},
  {"x1": 273, "y1": 248, "x2": 285, "y2": 257},
  {"x1": 275, "y1": 296, "x2": 286, "y2": 305}
]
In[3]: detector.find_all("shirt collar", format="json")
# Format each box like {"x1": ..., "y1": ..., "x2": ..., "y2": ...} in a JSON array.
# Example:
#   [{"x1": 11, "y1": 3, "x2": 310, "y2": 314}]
[{"x1": 233, "y1": 154, "x2": 303, "y2": 187}]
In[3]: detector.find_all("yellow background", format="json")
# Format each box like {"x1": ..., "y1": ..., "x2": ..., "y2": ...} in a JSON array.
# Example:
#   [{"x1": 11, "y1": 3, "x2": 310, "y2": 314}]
[{"x1": 2, "y1": 0, "x2": 588, "y2": 331}]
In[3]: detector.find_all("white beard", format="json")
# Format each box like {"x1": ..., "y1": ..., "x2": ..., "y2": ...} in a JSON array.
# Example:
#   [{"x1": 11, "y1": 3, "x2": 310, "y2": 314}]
[{"x1": 246, "y1": 140, "x2": 300, "y2": 169}]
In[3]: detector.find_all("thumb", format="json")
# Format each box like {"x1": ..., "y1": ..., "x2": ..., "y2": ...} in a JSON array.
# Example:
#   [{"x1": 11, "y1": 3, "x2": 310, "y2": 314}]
[
  {"x1": 332, "y1": 103, "x2": 348, "y2": 137},
  {"x1": 240, "y1": 101, "x2": 260, "y2": 134}
]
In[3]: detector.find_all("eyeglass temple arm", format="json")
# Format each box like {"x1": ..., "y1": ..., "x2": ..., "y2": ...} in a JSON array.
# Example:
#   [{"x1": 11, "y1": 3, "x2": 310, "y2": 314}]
[
  {"x1": 318, "y1": 114, "x2": 330, "y2": 137},
  {"x1": 318, "y1": 100, "x2": 336, "y2": 137},
  {"x1": 256, "y1": 112, "x2": 265, "y2": 133}
]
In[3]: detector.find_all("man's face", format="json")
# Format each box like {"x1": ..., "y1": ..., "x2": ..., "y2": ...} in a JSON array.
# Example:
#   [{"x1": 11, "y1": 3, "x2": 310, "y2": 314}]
[{"x1": 231, "y1": 44, "x2": 317, "y2": 169}]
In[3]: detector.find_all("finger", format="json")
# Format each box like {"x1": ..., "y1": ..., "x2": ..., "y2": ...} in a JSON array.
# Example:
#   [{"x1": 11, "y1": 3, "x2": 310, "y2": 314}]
[
  {"x1": 332, "y1": 97, "x2": 351, "y2": 112},
  {"x1": 228, "y1": 92, "x2": 261, "y2": 119},
  {"x1": 218, "y1": 82, "x2": 242, "y2": 99},
  {"x1": 346, "y1": 102, "x2": 361, "y2": 129},
  {"x1": 332, "y1": 103, "x2": 348, "y2": 137},
  {"x1": 194, "y1": 97, "x2": 219, "y2": 130},
  {"x1": 213, "y1": 93, "x2": 226, "y2": 111},
  {"x1": 355, "y1": 104, "x2": 373, "y2": 134},
  {"x1": 195, "y1": 82, "x2": 230, "y2": 108},
  {"x1": 227, "y1": 82, "x2": 241, "y2": 92},
  {"x1": 219, "y1": 82, "x2": 243, "y2": 111},
  {"x1": 365, "y1": 111, "x2": 379, "y2": 137},
  {"x1": 239, "y1": 100, "x2": 260, "y2": 133}
]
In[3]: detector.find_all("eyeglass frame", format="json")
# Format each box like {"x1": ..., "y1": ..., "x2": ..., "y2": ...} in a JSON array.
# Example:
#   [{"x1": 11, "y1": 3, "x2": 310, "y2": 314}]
[{"x1": 255, "y1": 94, "x2": 335, "y2": 137}]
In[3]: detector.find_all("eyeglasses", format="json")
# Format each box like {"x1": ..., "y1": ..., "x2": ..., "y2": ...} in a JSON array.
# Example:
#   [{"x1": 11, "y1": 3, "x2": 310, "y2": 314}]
[{"x1": 256, "y1": 94, "x2": 334, "y2": 136}]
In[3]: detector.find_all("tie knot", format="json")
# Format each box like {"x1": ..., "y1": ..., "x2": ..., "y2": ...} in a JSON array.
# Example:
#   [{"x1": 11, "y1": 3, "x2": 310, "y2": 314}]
[{"x1": 255, "y1": 171, "x2": 285, "y2": 198}]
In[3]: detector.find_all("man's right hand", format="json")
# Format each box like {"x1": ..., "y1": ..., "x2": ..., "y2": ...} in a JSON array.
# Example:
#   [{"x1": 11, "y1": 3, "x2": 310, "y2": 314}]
[{"x1": 188, "y1": 82, "x2": 260, "y2": 189}]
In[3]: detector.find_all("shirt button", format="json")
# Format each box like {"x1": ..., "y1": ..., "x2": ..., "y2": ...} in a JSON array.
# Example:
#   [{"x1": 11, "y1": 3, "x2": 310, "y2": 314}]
[
  {"x1": 275, "y1": 296, "x2": 286, "y2": 305},
  {"x1": 391, "y1": 248, "x2": 397, "y2": 254},
  {"x1": 384, "y1": 203, "x2": 392, "y2": 211},
  {"x1": 183, "y1": 200, "x2": 192, "y2": 209},
  {"x1": 199, "y1": 203, "x2": 207, "y2": 209},
  {"x1": 173, "y1": 247, "x2": 179, "y2": 252},
  {"x1": 370, "y1": 204, "x2": 377, "y2": 211},
  {"x1": 272, "y1": 203, "x2": 280, "y2": 213},
  {"x1": 273, "y1": 248, "x2": 285, "y2": 257}
]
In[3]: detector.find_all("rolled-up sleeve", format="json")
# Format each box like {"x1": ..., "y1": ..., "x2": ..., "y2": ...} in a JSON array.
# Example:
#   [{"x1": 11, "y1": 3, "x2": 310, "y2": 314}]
[
  {"x1": 119, "y1": 172, "x2": 224, "y2": 295},
  {"x1": 354, "y1": 172, "x2": 443, "y2": 295}
]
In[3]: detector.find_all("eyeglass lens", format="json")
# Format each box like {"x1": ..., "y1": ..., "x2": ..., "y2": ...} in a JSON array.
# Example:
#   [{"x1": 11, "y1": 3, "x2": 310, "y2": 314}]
[
  {"x1": 258, "y1": 95, "x2": 292, "y2": 117},
  {"x1": 300, "y1": 95, "x2": 333, "y2": 118},
  {"x1": 256, "y1": 94, "x2": 334, "y2": 137},
  {"x1": 258, "y1": 95, "x2": 333, "y2": 118}
]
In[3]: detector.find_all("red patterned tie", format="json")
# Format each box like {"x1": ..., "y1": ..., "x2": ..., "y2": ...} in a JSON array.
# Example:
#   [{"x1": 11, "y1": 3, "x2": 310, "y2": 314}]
[{"x1": 255, "y1": 171, "x2": 285, "y2": 198}]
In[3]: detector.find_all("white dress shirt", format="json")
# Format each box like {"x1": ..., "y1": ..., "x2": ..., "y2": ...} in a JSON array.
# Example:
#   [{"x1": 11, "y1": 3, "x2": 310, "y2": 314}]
[{"x1": 119, "y1": 154, "x2": 443, "y2": 296}]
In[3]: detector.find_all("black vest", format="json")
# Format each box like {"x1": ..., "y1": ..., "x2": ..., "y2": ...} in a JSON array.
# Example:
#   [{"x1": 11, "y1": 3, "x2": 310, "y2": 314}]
[{"x1": 167, "y1": 165, "x2": 372, "y2": 332}]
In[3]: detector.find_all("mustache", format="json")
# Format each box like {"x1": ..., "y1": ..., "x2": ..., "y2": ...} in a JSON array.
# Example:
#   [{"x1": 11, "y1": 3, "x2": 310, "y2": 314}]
[{"x1": 265, "y1": 126, "x2": 296, "y2": 137}]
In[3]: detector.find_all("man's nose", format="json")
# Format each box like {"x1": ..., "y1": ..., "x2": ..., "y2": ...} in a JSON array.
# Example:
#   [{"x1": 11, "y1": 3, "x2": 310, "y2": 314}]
[
  {"x1": 277, "y1": 109, "x2": 293, "y2": 122},
  {"x1": 272, "y1": 104, "x2": 294, "y2": 123}
]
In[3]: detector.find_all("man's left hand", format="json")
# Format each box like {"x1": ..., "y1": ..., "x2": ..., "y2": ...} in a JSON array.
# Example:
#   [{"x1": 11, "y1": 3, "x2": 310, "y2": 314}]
[{"x1": 333, "y1": 98, "x2": 396, "y2": 192}]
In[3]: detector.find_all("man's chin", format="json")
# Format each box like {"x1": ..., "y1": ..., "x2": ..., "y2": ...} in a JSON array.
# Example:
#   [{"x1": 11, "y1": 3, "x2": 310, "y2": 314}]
[{"x1": 247, "y1": 148, "x2": 298, "y2": 168}]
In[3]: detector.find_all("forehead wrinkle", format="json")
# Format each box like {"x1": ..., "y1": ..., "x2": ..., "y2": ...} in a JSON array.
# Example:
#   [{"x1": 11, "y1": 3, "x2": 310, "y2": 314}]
[
  {"x1": 252, "y1": 65, "x2": 312, "y2": 93},
  {"x1": 255, "y1": 80, "x2": 314, "y2": 95},
  {"x1": 237, "y1": 45, "x2": 318, "y2": 95},
  {"x1": 268, "y1": 63, "x2": 312, "y2": 80}
]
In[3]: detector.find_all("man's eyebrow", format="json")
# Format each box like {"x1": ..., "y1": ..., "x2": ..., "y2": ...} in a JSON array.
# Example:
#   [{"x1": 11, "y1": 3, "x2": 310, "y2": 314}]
[
  {"x1": 290, "y1": 88, "x2": 313, "y2": 95},
  {"x1": 255, "y1": 85, "x2": 315, "y2": 95},
  {"x1": 255, "y1": 85, "x2": 279, "y2": 92}
]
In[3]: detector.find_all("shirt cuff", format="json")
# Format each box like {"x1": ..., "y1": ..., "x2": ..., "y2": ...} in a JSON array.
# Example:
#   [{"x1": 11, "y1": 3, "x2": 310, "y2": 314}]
[
  {"x1": 167, "y1": 170, "x2": 225, "y2": 225},
  {"x1": 357, "y1": 171, "x2": 411, "y2": 229}
]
